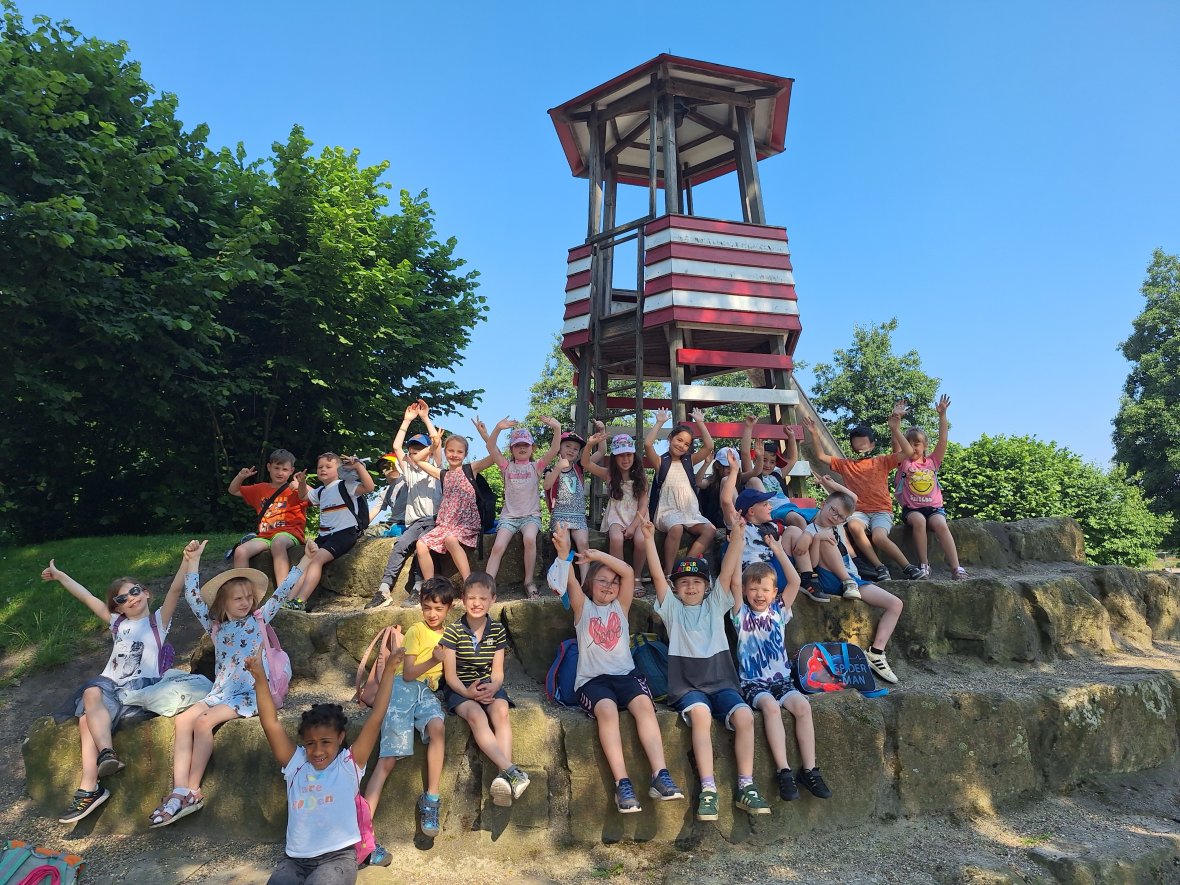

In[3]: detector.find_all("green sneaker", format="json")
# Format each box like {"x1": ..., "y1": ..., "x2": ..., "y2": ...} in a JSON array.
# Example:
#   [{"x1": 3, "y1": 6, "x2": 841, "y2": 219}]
[
  {"x1": 736, "y1": 783, "x2": 771, "y2": 815},
  {"x1": 696, "y1": 789, "x2": 719, "y2": 821}
]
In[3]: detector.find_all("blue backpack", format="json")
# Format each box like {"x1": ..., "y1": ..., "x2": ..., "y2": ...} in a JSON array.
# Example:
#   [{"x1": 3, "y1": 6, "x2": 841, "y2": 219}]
[
  {"x1": 545, "y1": 638, "x2": 579, "y2": 706},
  {"x1": 794, "y1": 641, "x2": 888, "y2": 698},
  {"x1": 630, "y1": 632, "x2": 669, "y2": 702}
]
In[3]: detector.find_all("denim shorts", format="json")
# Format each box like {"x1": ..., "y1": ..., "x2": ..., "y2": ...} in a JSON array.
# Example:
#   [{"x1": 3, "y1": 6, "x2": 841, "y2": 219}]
[
  {"x1": 498, "y1": 515, "x2": 541, "y2": 535},
  {"x1": 674, "y1": 687, "x2": 748, "y2": 730},
  {"x1": 379, "y1": 678, "x2": 444, "y2": 758},
  {"x1": 850, "y1": 511, "x2": 894, "y2": 533},
  {"x1": 816, "y1": 567, "x2": 869, "y2": 597}
]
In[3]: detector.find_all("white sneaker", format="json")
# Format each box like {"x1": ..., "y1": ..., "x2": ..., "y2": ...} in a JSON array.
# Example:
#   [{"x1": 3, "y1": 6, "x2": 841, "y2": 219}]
[
  {"x1": 865, "y1": 650, "x2": 898, "y2": 684},
  {"x1": 841, "y1": 578, "x2": 862, "y2": 600},
  {"x1": 952, "y1": 567, "x2": 969, "y2": 580},
  {"x1": 918, "y1": 564, "x2": 931, "y2": 579}
]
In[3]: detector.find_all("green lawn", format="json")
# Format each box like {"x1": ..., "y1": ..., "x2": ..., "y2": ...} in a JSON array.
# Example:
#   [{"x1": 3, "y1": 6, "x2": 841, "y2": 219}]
[{"x1": 0, "y1": 532, "x2": 239, "y2": 677}]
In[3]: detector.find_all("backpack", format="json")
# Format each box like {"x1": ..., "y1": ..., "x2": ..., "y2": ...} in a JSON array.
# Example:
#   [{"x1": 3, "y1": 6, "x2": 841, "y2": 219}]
[
  {"x1": 794, "y1": 641, "x2": 888, "y2": 698},
  {"x1": 334, "y1": 479, "x2": 371, "y2": 532},
  {"x1": 545, "y1": 638, "x2": 579, "y2": 706},
  {"x1": 111, "y1": 613, "x2": 174, "y2": 674},
  {"x1": 0, "y1": 840, "x2": 84, "y2": 885},
  {"x1": 212, "y1": 611, "x2": 292, "y2": 708},
  {"x1": 630, "y1": 632, "x2": 669, "y2": 702},
  {"x1": 444, "y1": 464, "x2": 497, "y2": 557},
  {"x1": 353, "y1": 625, "x2": 401, "y2": 708},
  {"x1": 648, "y1": 452, "x2": 696, "y2": 519}
]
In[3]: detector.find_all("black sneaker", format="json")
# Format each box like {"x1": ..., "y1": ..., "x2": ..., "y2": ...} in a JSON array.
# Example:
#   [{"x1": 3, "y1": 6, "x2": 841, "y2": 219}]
[
  {"x1": 365, "y1": 587, "x2": 392, "y2": 610},
  {"x1": 776, "y1": 768, "x2": 800, "y2": 801},
  {"x1": 96, "y1": 748, "x2": 124, "y2": 778},
  {"x1": 797, "y1": 767, "x2": 833, "y2": 799},
  {"x1": 800, "y1": 584, "x2": 832, "y2": 603},
  {"x1": 902, "y1": 564, "x2": 923, "y2": 580},
  {"x1": 59, "y1": 786, "x2": 109, "y2": 823},
  {"x1": 875, "y1": 564, "x2": 892, "y2": 582},
  {"x1": 400, "y1": 579, "x2": 423, "y2": 609}
]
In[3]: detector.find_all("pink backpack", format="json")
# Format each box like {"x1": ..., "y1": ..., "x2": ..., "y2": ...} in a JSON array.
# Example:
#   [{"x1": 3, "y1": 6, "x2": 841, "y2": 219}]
[{"x1": 212, "y1": 611, "x2": 291, "y2": 708}]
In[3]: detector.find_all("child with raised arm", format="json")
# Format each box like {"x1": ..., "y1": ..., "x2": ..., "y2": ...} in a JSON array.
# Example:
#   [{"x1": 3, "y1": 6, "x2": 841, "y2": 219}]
[
  {"x1": 582, "y1": 427, "x2": 650, "y2": 591},
  {"x1": 413, "y1": 422, "x2": 500, "y2": 582},
  {"x1": 804, "y1": 474, "x2": 905, "y2": 684},
  {"x1": 898, "y1": 395, "x2": 967, "y2": 580},
  {"x1": 727, "y1": 532, "x2": 833, "y2": 803},
  {"x1": 477, "y1": 415, "x2": 562, "y2": 598},
  {"x1": 228, "y1": 449, "x2": 309, "y2": 585},
  {"x1": 438, "y1": 572, "x2": 531, "y2": 806},
  {"x1": 739, "y1": 416, "x2": 810, "y2": 531},
  {"x1": 44, "y1": 544, "x2": 188, "y2": 824},
  {"x1": 284, "y1": 453, "x2": 374, "y2": 611},
  {"x1": 363, "y1": 577, "x2": 454, "y2": 856},
  {"x1": 650, "y1": 516, "x2": 771, "y2": 820},
  {"x1": 247, "y1": 637, "x2": 404, "y2": 882},
  {"x1": 548, "y1": 520, "x2": 684, "y2": 813},
  {"x1": 544, "y1": 428, "x2": 591, "y2": 577},
  {"x1": 645, "y1": 408, "x2": 717, "y2": 573},
  {"x1": 148, "y1": 540, "x2": 316, "y2": 827},
  {"x1": 803, "y1": 403, "x2": 923, "y2": 582}
]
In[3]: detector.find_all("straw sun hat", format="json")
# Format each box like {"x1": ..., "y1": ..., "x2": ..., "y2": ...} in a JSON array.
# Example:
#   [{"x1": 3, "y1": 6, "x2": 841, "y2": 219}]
[{"x1": 199, "y1": 568, "x2": 270, "y2": 608}]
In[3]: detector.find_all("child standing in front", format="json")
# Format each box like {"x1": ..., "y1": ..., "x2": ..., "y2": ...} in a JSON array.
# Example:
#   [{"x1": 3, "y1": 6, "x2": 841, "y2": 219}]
[
  {"x1": 544, "y1": 429, "x2": 591, "y2": 577},
  {"x1": 44, "y1": 543, "x2": 188, "y2": 824},
  {"x1": 582, "y1": 429, "x2": 650, "y2": 590},
  {"x1": 650, "y1": 518, "x2": 771, "y2": 820},
  {"x1": 247, "y1": 634, "x2": 404, "y2": 883},
  {"x1": 548, "y1": 520, "x2": 684, "y2": 813},
  {"x1": 148, "y1": 540, "x2": 316, "y2": 827},
  {"x1": 438, "y1": 572, "x2": 530, "y2": 806},
  {"x1": 228, "y1": 449, "x2": 309, "y2": 585},
  {"x1": 645, "y1": 408, "x2": 717, "y2": 573},
  {"x1": 476, "y1": 415, "x2": 562, "y2": 598},
  {"x1": 363, "y1": 577, "x2": 454, "y2": 857},
  {"x1": 897, "y1": 395, "x2": 967, "y2": 580}
]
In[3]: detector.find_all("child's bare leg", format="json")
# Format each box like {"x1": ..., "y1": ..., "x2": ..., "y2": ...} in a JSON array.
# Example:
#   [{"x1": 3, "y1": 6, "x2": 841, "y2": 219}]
[
  {"x1": 631, "y1": 535, "x2": 649, "y2": 583},
  {"x1": 457, "y1": 702, "x2": 511, "y2": 771},
  {"x1": 425, "y1": 718, "x2": 445, "y2": 795},
  {"x1": 593, "y1": 699, "x2": 630, "y2": 782},
  {"x1": 731, "y1": 706, "x2": 755, "y2": 778},
  {"x1": 810, "y1": 534, "x2": 850, "y2": 578},
  {"x1": 184, "y1": 703, "x2": 239, "y2": 791},
  {"x1": 484, "y1": 527, "x2": 514, "y2": 577},
  {"x1": 521, "y1": 522, "x2": 540, "y2": 586},
  {"x1": 171, "y1": 702, "x2": 203, "y2": 788},
  {"x1": 756, "y1": 695, "x2": 789, "y2": 771},
  {"x1": 443, "y1": 536, "x2": 471, "y2": 579},
  {"x1": 81, "y1": 686, "x2": 115, "y2": 754},
  {"x1": 270, "y1": 534, "x2": 296, "y2": 586},
  {"x1": 784, "y1": 527, "x2": 813, "y2": 573},
  {"x1": 856, "y1": 583, "x2": 904, "y2": 649},
  {"x1": 364, "y1": 756, "x2": 397, "y2": 815},
  {"x1": 233, "y1": 537, "x2": 269, "y2": 570},
  {"x1": 687, "y1": 706, "x2": 715, "y2": 781},
  {"x1": 78, "y1": 714, "x2": 100, "y2": 791},
  {"x1": 782, "y1": 693, "x2": 816, "y2": 770},
  {"x1": 685, "y1": 522, "x2": 716, "y2": 559},
  {"x1": 663, "y1": 525, "x2": 684, "y2": 572},
  {"x1": 906, "y1": 511, "x2": 930, "y2": 564},
  {"x1": 489, "y1": 698, "x2": 512, "y2": 761},
  {"x1": 572, "y1": 529, "x2": 590, "y2": 581},
  {"x1": 871, "y1": 526, "x2": 911, "y2": 569},
  {"x1": 294, "y1": 549, "x2": 335, "y2": 604},
  {"x1": 785, "y1": 512, "x2": 808, "y2": 531},
  {"x1": 928, "y1": 514, "x2": 961, "y2": 570},
  {"x1": 628, "y1": 695, "x2": 667, "y2": 774},
  {"x1": 846, "y1": 519, "x2": 882, "y2": 567},
  {"x1": 415, "y1": 540, "x2": 436, "y2": 580},
  {"x1": 608, "y1": 525, "x2": 625, "y2": 562}
]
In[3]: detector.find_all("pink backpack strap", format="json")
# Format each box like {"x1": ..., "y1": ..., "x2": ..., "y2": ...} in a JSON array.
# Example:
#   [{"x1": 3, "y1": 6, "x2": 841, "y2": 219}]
[{"x1": 354, "y1": 627, "x2": 390, "y2": 702}]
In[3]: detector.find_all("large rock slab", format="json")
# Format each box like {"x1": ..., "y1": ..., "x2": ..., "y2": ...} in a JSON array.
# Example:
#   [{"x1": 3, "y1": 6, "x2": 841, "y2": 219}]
[
  {"x1": 1020, "y1": 576, "x2": 1113, "y2": 655},
  {"x1": 886, "y1": 517, "x2": 1085, "y2": 571}
]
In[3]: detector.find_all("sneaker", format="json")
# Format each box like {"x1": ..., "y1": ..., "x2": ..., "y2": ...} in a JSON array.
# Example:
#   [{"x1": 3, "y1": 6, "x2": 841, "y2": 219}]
[
  {"x1": 875, "y1": 564, "x2": 892, "y2": 582},
  {"x1": 58, "y1": 786, "x2": 108, "y2": 823},
  {"x1": 365, "y1": 584, "x2": 392, "y2": 610},
  {"x1": 417, "y1": 793, "x2": 441, "y2": 836},
  {"x1": 865, "y1": 649, "x2": 898, "y2": 684},
  {"x1": 800, "y1": 584, "x2": 832, "y2": 603},
  {"x1": 506, "y1": 766, "x2": 531, "y2": 799},
  {"x1": 735, "y1": 783, "x2": 771, "y2": 815},
  {"x1": 841, "y1": 578, "x2": 862, "y2": 600},
  {"x1": 368, "y1": 844, "x2": 393, "y2": 867},
  {"x1": 489, "y1": 773, "x2": 513, "y2": 807},
  {"x1": 615, "y1": 778, "x2": 641, "y2": 814},
  {"x1": 902, "y1": 564, "x2": 923, "y2": 580},
  {"x1": 918, "y1": 563, "x2": 931, "y2": 579},
  {"x1": 281, "y1": 598, "x2": 305, "y2": 612},
  {"x1": 775, "y1": 768, "x2": 799, "y2": 801},
  {"x1": 401, "y1": 579, "x2": 424, "y2": 608},
  {"x1": 952, "y1": 567, "x2": 969, "y2": 580},
  {"x1": 96, "y1": 748, "x2": 124, "y2": 778},
  {"x1": 696, "y1": 789, "x2": 719, "y2": 821},
  {"x1": 796, "y1": 767, "x2": 833, "y2": 799},
  {"x1": 649, "y1": 769, "x2": 684, "y2": 800}
]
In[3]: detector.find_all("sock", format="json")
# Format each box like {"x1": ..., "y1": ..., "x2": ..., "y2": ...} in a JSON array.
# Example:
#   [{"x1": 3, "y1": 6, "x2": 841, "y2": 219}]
[
  {"x1": 174, "y1": 786, "x2": 192, "y2": 796},
  {"x1": 800, "y1": 571, "x2": 816, "y2": 588},
  {"x1": 378, "y1": 582, "x2": 391, "y2": 597},
  {"x1": 737, "y1": 775, "x2": 753, "y2": 789},
  {"x1": 869, "y1": 646, "x2": 885, "y2": 655},
  {"x1": 700, "y1": 776, "x2": 716, "y2": 791},
  {"x1": 653, "y1": 768, "x2": 669, "y2": 782},
  {"x1": 425, "y1": 792, "x2": 440, "y2": 802}
]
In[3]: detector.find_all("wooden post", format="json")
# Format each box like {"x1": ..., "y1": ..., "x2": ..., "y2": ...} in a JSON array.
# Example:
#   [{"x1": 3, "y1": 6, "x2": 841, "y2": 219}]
[
  {"x1": 661, "y1": 91, "x2": 680, "y2": 215},
  {"x1": 587, "y1": 107, "x2": 603, "y2": 239},
  {"x1": 648, "y1": 79, "x2": 659, "y2": 218},
  {"x1": 602, "y1": 160, "x2": 617, "y2": 311},
  {"x1": 735, "y1": 106, "x2": 766, "y2": 225},
  {"x1": 668, "y1": 326, "x2": 686, "y2": 424}
]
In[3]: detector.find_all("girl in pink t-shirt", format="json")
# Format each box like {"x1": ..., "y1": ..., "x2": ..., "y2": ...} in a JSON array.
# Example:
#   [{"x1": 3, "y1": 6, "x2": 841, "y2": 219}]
[{"x1": 896, "y1": 395, "x2": 967, "y2": 580}]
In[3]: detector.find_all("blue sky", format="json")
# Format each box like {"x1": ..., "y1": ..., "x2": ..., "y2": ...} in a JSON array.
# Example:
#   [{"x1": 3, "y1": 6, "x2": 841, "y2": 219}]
[{"x1": 29, "y1": 1, "x2": 1180, "y2": 465}]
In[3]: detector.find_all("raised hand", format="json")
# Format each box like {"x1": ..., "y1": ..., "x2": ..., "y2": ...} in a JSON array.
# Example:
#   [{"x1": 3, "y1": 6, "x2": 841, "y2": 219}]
[
  {"x1": 653, "y1": 409, "x2": 672, "y2": 427},
  {"x1": 801, "y1": 415, "x2": 817, "y2": 432},
  {"x1": 593, "y1": 419, "x2": 606, "y2": 434},
  {"x1": 552, "y1": 521, "x2": 571, "y2": 559},
  {"x1": 183, "y1": 539, "x2": 207, "y2": 560},
  {"x1": 556, "y1": 457, "x2": 571, "y2": 472},
  {"x1": 729, "y1": 516, "x2": 747, "y2": 541},
  {"x1": 304, "y1": 538, "x2": 319, "y2": 558},
  {"x1": 744, "y1": 414, "x2": 758, "y2": 428},
  {"x1": 416, "y1": 398, "x2": 430, "y2": 418},
  {"x1": 540, "y1": 415, "x2": 561, "y2": 429},
  {"x1": 235, "y1": 467, "x2": 257, "y2": 481},
  {"x1": 689, "y1": 407, "x2": 705, "y2": 423},
  {"x1": 936, "y1": 394, "x2": 951, "y2": 415},
  {"x1": 493, "y1": 416, "x2": 516, "y2": 431},
  {"x1": 244, "y1": 653, "x2": 265, "y2": 679},
  {"x1": 811, "y1": 471, "x2": 836, "y2": 490},
  {"x1": 587, "y1": 431, "x2": 606, "y2": 446},
  {"x1": 891, "y1": 399, "x2": 908, "y2": 420},
  {"x1": 472, "y1": 417, "x2": 489, "y2": 438},
  {"x1": 293, "y1": 470, "x2": 307, "y2": 485},
  {"x1": 638, "y1": 512, "x2": 655, "y2": 542},
  {"x1": 41, "y1": 559, "x2": 65, "y2": 582},
  {"x1": 404, "y1": 402, "x2": 421, "y2": 421}
]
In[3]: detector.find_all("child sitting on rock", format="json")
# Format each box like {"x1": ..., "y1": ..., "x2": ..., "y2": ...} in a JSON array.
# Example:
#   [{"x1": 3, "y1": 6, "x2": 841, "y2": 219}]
[
  {"x1": 44, "y1": 542, "x2": 189, "y2": 824},
  {"x1": 645, "y1": 408, "x2": 717, "y2": 571},
  {"x1": 363, "y1": 577, "x2": 454, "y2": 858},
  {"x1": 548, "y1": 519, "x2": 685, "y2": 814},
  {"x1": 544, "y1": 428, "x2": 591, "y2": 579},
  {"x1": 581, "y1": 428, "x2": 651, "y2": 591},
  {"x1": 228, "y1": 449, "x2": 309, "y2": 585}
]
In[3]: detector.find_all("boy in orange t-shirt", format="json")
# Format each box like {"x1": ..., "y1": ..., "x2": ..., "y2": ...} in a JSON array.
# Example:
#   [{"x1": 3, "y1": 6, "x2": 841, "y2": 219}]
[
  {"x1": 802, "y1": 402, "x2": 922, "y2": 582},
  {"x1": 228, "y1": 448, "x2": 310, "y2": 584}
]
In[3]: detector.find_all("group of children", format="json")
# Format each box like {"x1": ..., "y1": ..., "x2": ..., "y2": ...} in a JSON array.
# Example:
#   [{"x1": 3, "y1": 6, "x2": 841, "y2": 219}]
[{"x1": 41, "y1": 395, "x2": 964, "y2": 884}]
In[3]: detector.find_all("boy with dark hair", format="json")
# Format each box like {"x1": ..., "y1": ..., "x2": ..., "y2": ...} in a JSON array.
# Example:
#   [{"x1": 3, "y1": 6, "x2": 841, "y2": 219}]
[{"x1": 228, "y1": 449, "x2": 309, "y2": 585}]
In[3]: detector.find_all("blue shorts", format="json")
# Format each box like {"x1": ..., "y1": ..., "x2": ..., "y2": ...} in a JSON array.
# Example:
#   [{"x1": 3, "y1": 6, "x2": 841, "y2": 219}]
[
  {"x1": 576, "y1": 670, "x2": 652, "y2": 718},
  {"x1": 740, "y1": 677, "x2": 801, "y2": 708},
  {"x1": 498, "y1": 515, "x2": 541, "y2": 535},
  {"x1": 379, "y1": 678, "x2": 444, "y2": 758},
  {"x1": 674, "y1": 687, "x2": 748, "y2": 730},
  {"x1": 816, "y1": 567, "x2": 870, "y2": 597},
  {"x1": 902, "y1": 506, "x2": 946, "y2": 520}
]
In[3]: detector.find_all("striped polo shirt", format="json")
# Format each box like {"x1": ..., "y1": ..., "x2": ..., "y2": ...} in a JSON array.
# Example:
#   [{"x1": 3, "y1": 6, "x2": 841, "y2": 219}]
[{"x1": 440, "y1": 615, "x2": 507, "y2": 686}]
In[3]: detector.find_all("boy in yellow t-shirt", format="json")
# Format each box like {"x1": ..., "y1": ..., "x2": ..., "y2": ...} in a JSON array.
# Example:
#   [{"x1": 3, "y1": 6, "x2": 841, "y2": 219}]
[{"x1": 364, "y1": 578, "x2": 454, "y2": 855}]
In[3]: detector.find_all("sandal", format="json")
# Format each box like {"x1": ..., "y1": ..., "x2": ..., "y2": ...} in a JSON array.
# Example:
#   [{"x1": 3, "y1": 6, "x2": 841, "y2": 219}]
[
  {"x1": 525, "y1": 583, "x2": 541, "y2": 600},
  {"x1": 148, "y1": 789, "x2": 203, "y2": 828}
]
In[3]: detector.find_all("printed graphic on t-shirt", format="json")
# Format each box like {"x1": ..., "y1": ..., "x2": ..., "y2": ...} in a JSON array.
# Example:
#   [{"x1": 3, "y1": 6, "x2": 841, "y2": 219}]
[
  {"x1": 587, "y1": 611, "x2": 622, "y2": 651},
  {"x1": 110, "y1": 641, "x2": 145, "y2": 680},
  {"x1": 293, "y1": 770, "x2": 339, "y2": 812}
]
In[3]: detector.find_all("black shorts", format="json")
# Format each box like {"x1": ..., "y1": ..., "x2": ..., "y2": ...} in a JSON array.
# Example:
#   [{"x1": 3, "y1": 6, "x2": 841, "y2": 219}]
[
  {"x1": 316, "y1": 527, "x2": 359, "y2": 559},
  {"x1": 901, "y1": 506, "x2": 946, "y2": 520},
  {"x1": 576, "y1": 670, "x2": 653, "y2": 718}
]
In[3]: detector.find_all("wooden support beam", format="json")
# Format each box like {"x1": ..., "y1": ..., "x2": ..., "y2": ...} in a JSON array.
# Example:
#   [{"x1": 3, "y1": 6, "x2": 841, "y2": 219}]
[
  {"x1": 607, "y1": 114, "x2": 652, "y2": 161},
  {"x1": 661, "y1": 91, "x2": 680, "y2": 214},
  {"x1": 677, "y1": 348, "x2": 794, "y2": 371},
  {"x1": 679, "y1": 385, "x2": 799, "y2": 406},
  {"x1": 735, "y1": 106, "x2": 766, "y2": 225},
  {"x1": 666, "y1": 77, "x2": 757, "y2": 109},
  {"x1": 635, "y1": 422, "x2": 802, "y2": 440}
]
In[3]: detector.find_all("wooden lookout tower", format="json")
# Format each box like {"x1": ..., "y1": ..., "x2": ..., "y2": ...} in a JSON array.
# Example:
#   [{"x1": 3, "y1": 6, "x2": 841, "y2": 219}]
[{"x1": 550, "y1": 54, "x2": 818, "y2": 464}]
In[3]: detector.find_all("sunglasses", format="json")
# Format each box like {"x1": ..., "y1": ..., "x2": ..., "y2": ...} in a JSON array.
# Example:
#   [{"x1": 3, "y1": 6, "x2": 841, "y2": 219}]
[{"x1": 114, "y1": 585, "x2": 146, "y2": 606}]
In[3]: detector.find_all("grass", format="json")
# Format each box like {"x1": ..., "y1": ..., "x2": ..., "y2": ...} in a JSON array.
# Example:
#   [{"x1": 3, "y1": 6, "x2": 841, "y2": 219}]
[{"x1": 0, "y1": 532, "x2": 239, "y2": 678}]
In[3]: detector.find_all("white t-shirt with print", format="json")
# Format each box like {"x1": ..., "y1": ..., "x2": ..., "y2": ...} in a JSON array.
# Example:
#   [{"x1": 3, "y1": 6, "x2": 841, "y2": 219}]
[
  {"x1": 309, "y1": 479, "x2": 362, "y2": 534},
  {"x1": 101, "y1": 610, "x2": 170, "y2": 686},
  {"x1": 283, "y1": 746, "x2": 364, "y2": 858}
]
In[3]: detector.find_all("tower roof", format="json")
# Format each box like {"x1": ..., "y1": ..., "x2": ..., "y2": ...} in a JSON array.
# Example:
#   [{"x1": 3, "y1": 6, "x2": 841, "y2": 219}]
[{"x1": 549, "y1": 54, "x2": 793, "y2": 188}]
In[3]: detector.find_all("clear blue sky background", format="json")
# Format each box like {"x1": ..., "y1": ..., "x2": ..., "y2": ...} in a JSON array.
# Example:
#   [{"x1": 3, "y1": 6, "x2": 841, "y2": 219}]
[{"x1": 28, "y1": 1, "x2": 1180, "y2": 465}]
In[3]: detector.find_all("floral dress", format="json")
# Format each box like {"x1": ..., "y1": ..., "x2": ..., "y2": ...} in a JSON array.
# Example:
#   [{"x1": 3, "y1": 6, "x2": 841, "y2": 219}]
[
  {"x1": 183, "y1": 566, "x2": 299, "y2": 718},
  {"x1": 420, "y1": 466, "x2": 480, "y2": 551}
]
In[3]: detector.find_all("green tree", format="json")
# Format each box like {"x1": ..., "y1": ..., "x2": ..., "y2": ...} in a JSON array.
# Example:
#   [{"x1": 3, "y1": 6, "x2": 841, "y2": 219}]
[
  {"x1": 940, "y1": 435, "x2": 1171, "y2": 567},
  {"x1": 1113, "y1": 249, "x2": 1180, "y2": 546},
  {"x1": 810, "y1": 319, "x2": 941, "y2": 454}
]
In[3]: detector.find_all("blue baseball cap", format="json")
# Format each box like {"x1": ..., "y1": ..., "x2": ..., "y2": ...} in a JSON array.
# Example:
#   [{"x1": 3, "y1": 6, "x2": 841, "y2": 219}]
[
  {"x1": 407, "y1": 433, "x2": 431, "y2": 449},
  {"x1": 735, "y1": 488, "x2": 776, "y2": 513}
]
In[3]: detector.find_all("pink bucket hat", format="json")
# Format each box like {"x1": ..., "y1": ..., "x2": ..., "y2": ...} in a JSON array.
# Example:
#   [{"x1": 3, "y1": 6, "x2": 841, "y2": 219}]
[
  {"x1": 610, "y1": 434, "x2": 636, "y2": 455},
  {"x1": 508, "y1": 427, "x2": 535, "y2": 447}
]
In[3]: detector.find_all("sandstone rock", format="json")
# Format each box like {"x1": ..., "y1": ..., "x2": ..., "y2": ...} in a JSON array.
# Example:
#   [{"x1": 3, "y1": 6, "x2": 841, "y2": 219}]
[
  {"x1": 1142, "y1": 570, "x2": 1180, "y2": 641},
  {"x1": 1020, "y1": 577, "x2": 1112, "y2": 655},
  {"x1": 319, "y1": 537, "x2": 396, "y2": 598},
  {"x1": 1084, "y1": 566, "x2": 1154, "y2": 651},
  {"x1": 1028, "y1": 831, "x2": 1180, "y2": 884},
  {"x1": 891, "y1": 579, "x2": 1043, "y2": 663},
  {"x1": 1005, "y1": 517, "x2": 1085, "y2": 564},
  {"x1": 245, "y1": 544, "x2": 306, "y2": 589}
]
